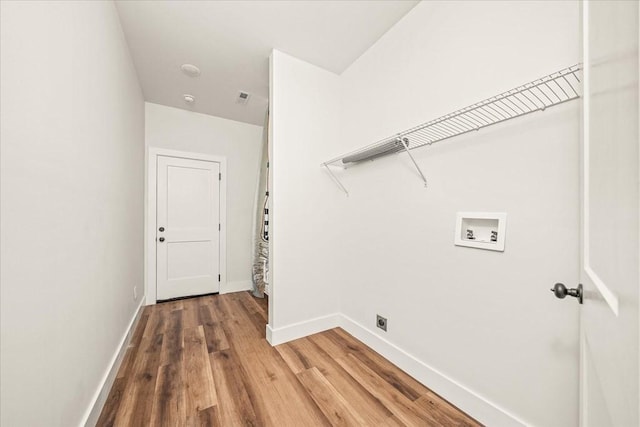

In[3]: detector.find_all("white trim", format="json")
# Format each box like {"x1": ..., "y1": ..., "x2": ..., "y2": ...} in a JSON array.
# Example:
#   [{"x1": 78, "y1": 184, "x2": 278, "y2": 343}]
[
  {"x1": 81, "y1": 298, "x2": 145, "y2": 426},
  {"x1": 266, "y1": 313, "x2": 341, "y2": 346},
  {"x1": 581, "y1": 5, "x2": 619, "y2": 316},
  {"x1": 223, "y1": 280, "x2": 253, "y2": 294},
  {"x1": 146, "y1": 147, "x2": 227, "y2": 305},
  {"x1": 338, "y1": 314, "x2": 527, "y2": 427}
]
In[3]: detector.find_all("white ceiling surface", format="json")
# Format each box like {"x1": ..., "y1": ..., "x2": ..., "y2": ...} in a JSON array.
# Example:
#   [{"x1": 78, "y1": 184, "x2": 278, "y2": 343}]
[{"x1": 115, "y1": 1, "x2": 419, "y2": 126}]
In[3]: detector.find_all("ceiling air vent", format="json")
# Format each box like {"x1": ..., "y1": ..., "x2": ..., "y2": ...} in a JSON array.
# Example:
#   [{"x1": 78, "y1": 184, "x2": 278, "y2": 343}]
[{"x1": 237, "y1": 91, "x2": 251, "y2": 105}]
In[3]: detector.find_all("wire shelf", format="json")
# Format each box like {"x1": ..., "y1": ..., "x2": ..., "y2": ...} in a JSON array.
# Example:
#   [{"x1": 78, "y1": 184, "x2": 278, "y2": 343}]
[{"x1": 322, "y1": 64, "x2": 582, "y2": 194}]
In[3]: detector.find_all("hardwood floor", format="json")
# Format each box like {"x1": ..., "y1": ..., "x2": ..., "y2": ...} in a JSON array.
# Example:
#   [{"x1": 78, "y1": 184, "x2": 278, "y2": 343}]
[{"x1": 97, "y1": 292, "x2": 480, "y2": 426}]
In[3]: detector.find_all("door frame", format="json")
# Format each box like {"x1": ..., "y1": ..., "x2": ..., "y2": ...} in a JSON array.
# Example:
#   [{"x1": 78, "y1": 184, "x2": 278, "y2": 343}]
[{"x1": 145, "y1": 147, "x2": 227, "y2": 305}]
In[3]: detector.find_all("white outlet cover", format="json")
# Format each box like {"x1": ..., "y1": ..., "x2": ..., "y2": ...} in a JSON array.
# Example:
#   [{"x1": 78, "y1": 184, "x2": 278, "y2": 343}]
[{"x1": 454, "y1": 212, "x2": 507, "y2": 252}]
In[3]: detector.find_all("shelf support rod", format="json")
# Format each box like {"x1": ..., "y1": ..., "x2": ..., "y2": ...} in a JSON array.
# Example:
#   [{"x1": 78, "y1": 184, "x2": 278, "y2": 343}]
[
  {"x1": 399, "y1": 138, "x2": 427, "y2": 187},
  {"x1": 323, "y1": 164, "x2": 349, "y2": 196}
]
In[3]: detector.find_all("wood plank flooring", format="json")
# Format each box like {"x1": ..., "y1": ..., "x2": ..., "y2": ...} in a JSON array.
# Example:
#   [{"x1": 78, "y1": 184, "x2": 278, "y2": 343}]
[{"x1": 97, "y1": 292, "x2": 480, "y2": 426}]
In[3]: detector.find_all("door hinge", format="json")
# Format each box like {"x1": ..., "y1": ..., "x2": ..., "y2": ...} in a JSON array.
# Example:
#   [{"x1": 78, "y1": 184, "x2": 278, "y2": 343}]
[
  {"x1": 218, "y1": 274, "x2": 221, "y2": 282},
  {"x1": 219, "y1": 172, "x2": 221, "y2": 181},
  {"x1": 218, "y1": 223, "x2": 221, "y2": 231}
]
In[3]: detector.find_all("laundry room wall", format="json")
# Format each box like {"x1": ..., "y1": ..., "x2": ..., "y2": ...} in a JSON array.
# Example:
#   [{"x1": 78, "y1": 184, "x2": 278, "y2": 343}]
[
  {"x1": 268, "y1": 1, "x2": 582, "y2": 425},
  {"x1": 267, "y1": 50, "x2": 344, "y2": 342},
  {"x1": 1, "y1": 1, "x2": 145, "y2": 425},
  {"x1": 336, "y1": 1, "x2": 581, "y2": 425}
]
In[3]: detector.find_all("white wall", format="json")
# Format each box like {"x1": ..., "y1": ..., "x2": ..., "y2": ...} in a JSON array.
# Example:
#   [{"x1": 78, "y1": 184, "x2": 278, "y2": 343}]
[
  {"x1": 0, "y1": 2, "x2": 144, "y2": 426},
  {"x1": 145, "y1": 102, "x2": 263, "y2": 292},
  {"x1": 267, "y1": 50, "x2": 343, "y2": 342},
  {"x1": 269, "y1": 1, "x2": 581, "y2": 425}
]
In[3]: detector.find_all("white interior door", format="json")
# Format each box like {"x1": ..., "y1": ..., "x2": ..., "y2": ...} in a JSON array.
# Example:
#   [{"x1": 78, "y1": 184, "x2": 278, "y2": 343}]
[
  {"x1": 580, "y1": 1, "x2": 639, "y2": 426},
  {"x1": 156, "y1": 155, "x2": 221, "y2": 300}
]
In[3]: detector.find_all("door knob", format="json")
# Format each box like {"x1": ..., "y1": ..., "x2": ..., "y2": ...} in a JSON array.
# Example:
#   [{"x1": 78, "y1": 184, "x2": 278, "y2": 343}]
[
  {"x1": 550, "y1": 283, "x2": 583, "y2": 304},
  {"x1": 159, "y1": 227, "x2": 165, "y2": 232},
  {"x1": 158, "y1": 237, "x2": 165, "y2": 242}
]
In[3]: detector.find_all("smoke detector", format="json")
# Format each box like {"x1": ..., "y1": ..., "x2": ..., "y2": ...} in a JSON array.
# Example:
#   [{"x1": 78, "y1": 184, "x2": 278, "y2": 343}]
[
  {"x1": 236, "y1": 91, "x2": 251, "y2": 105},
  {"x1": 180, "y1": 64, "x2": 201, "y2": 77},
  {"x1": 183, "y1": 94, "x2": 195, "y2": 104}
]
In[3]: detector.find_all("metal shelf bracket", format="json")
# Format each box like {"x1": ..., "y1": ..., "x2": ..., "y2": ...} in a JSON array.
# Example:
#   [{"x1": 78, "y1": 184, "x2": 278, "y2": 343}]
[
  {"x1": 323, "y1": 164, "x2": 349, "y2": 196},
  {"x1": 399, "y1": 137, "x2": 427, "y2": 187}
]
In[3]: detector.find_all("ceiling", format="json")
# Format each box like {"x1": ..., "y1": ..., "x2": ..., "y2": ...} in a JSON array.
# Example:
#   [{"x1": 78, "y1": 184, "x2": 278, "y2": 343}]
[{"x1": 115, "y1": 1, "x2": 419, "y2": 126}]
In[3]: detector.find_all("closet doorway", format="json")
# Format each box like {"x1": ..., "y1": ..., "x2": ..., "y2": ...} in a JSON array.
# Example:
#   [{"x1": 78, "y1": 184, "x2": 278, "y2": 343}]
[{"x1": 146, "y1": 148, "x2": 227, "y2": 303}]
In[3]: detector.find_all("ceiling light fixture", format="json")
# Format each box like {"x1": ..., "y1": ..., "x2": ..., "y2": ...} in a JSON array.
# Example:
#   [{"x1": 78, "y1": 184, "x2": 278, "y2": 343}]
[
  {"x1": 183, "y1": 94, "x2": 195, "y2": 104},
  {"x1": 180, "y1": 64, "x2": 201, "y2": 77}
]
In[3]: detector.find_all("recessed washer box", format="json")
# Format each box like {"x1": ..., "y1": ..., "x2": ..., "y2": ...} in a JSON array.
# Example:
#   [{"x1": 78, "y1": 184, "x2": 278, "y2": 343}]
[{"x1": 454, "y1": 212, "x2": 507, "y2": 252}]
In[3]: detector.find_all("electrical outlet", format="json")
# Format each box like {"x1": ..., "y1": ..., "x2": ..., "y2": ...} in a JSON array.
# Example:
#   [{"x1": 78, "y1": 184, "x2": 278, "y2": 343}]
[
  {"x1": 133, "y1": 286, "x2": 137, "y2": 300},
  {"x1": 376, "y1": 315, "x2": 387, "y2": 332}
]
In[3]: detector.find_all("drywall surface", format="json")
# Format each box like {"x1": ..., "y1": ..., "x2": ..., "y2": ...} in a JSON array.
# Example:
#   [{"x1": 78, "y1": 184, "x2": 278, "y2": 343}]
[
  {"x1": 145, "y1": 103, "x2": 263, "y2": 289},
  {"x1": 268, "y1": 1, "x2": 581, "y2": 425},
  {"x1": 0, "y1": 2, "x2": 144, "y2": 426},
  {"x1": 336, "y1": 1, "x2": 581, "y2": 426},
  {"x1": 268, "y1": 50, "x2": 343, "y2": 334}
]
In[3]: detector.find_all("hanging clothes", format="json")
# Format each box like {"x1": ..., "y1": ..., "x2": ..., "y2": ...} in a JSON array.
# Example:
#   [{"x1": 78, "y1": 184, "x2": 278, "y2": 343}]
[{"x1": 251, "y1": 112, "x2": 269, "y2": 298}]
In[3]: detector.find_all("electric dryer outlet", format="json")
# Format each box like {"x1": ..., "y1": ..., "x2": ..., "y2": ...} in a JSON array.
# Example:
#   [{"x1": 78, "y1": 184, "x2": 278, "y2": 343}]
[{"x1": 376, "y1": 315, "x2": 387, "y2": 331}]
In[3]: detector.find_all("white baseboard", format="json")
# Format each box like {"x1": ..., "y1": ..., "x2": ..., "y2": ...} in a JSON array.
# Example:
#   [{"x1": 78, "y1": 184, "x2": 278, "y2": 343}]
[
  {"x1": 266, "y1": 313, "x2": 340, "y2": 346},
  {"x1": 338, "y1": 314, "x2": 526, "y2": 427},
  {"x1": 222, "y1": 279, "x2": 253, "y2": 294},
  {"x1": 266, "y1": 323, "x2": 273, "y2": 343},
  {"x1": 81, "y1": 298, "x2": 146, "y2": 427}
]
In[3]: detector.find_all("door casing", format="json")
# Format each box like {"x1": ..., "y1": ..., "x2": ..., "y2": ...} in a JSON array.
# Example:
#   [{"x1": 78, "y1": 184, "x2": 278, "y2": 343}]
[{"x1": 146, "y1": 147, "x2": 227, "y2": 305}]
